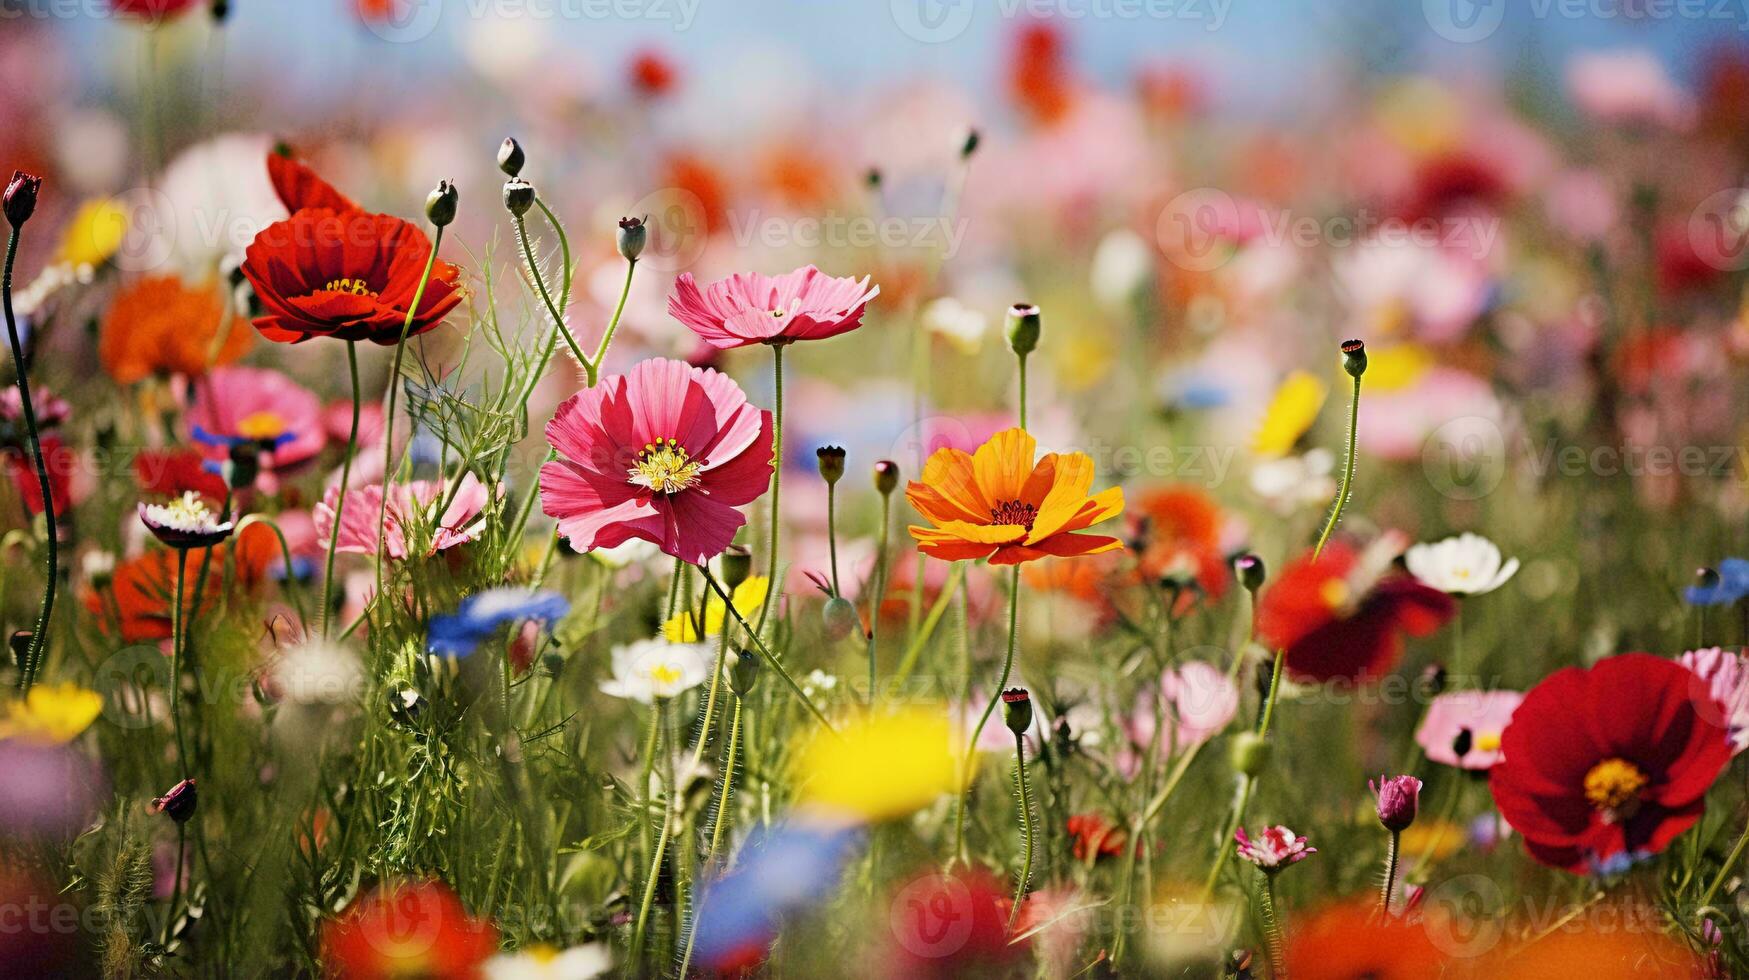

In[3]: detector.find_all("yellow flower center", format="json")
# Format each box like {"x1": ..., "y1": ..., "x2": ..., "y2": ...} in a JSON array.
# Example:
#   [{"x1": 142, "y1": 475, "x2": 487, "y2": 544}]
[
  {"x1": 236, "y1": 410, "x2": 288, "y2": 441},
  {"x1": 628, "y1": 438, "x2": 703, "y2": 494},
  {"x1": 163, "y1": 492, "x2": 215, "y2": 527},
  {"x1": 1475, "y1": 731, "x2": 1501, "y2": 753},
  {"x1": 989, "y1": 499, "x2": 1038, "y2": 530},
  {"x1": 647, "y1": 663, "x2": 683, "y2": 686},
  {"x1": 321, "y1": 277, "x2": 378, "y2": 298},
  {"x1": 1584, "y1": 758, "x2": 1648, "y2": 816},
  {"x1": 1319, "y1": 578, "x2": 1351, "y2": 609}
]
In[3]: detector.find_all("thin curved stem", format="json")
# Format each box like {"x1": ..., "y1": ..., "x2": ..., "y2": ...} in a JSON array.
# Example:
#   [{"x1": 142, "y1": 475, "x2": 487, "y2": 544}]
[
  {"x1": 952, "y1": 564, "x2": 1021, "y2": 867},
  {"x1": 4, "y1": 228, "x2": 56, "y2": 692},
  {"x1": 585, "y1": 257, "x2": 637, "y2": 387},
  {"x1": 753, "y1": 345, "x2": 784, "y2": 636},
  {"x1": 373, "y1": 225, "x2": 445, "y2": 613},
  {"x1": 1312, "y1": 373, "x2": 1362, "y2": 560},
  {"x1": 513, "y1": 210, "x2": 585, "y2": 369},
  {"x1": 320, "y1": 341, "x2": 360, "y2": 638},
  {"x1": 1700, "y1": 819, "x2": 1749, "y2": 909},
  {"x1": 1008, "y1": 731, "x2": 1035, "y2": 929},
  {"x1": 632, "y1": 699, "x2": 675, "y2": 960},
  {"x1": 698, "y1": 565, "x2": 835, "y2": 733},
  {"x1": 1260, "y1": 874, "x2": 1287, "y2": 978},
  {"x1": 867, "y1": 492, "x2": 890, "y2": 704},
  {"x1": 679, "y1": 694, "x2": 742, "y2": 978},
  {"x1": 1380, "y1": 829, "x2": 1401, "y2": 915}
]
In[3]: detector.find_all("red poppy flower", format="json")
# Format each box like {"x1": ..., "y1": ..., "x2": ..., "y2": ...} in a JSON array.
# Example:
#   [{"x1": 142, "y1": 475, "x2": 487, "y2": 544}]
[
  {"x1": 321, "y1": 880, "x2": 497, "y2": 980},
  {"x1": 109, "y1": 0, "x2": 200, "y2": 17},
  {"x1": 1065, "y1": 813, "x2": 1127, "y2": 861},
  {"x1": 240, "y1": 209, "x2": 463, "y2": 345},
  {"x1": 6, "y1": 434, "x2": 73, "y2": 517},
  {"x1": 83, "y1": 524, "x2": 278, "y2": 643},
  {"x1": 1489, "y1": 653, "x2": 1733, "y2": 874},
  {"x1": 133, "y1": 448, "x2": 229, "y2": 502},
  {"x1": 1284, "y1": 900, "x2": 1448, "y2": 979},
  {"x1": 268, "y1": 151, "x2": 359, "y2": 215},
  {"x1": 1255, "y1": 541, "x2": 1453, "y2": 682}
]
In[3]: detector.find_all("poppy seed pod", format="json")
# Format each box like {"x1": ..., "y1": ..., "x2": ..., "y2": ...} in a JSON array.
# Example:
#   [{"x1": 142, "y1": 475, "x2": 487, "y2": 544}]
[
  {"x1": 729, "y1": 647, "x2": 762, "y2": 696},
  {"x1": 151, "y1": 778, "x2": 198, "y2": 824},
  {"x1": 1234, "y1": 553, "x2": 1266, "y2": 593},
  {"x1": 425, "y1": 179, "x2": 459, "y2": 228},
  {"x1": 959, "y1": 127, "x2": 981, "y2": 159},
  {"x1": 503, "y1": 178, "x2": 535, "y2": 218},
  {"x1": 1006, "y1": 303, "x2": 1041, "y2": 356},
  {"x1": 816, "y1": 445, "x2": 846, "y2": 485},
  {"x1": 1340, "y1": 338, "x2": 1367, "y2": 379},
  {"x1": 498, "y1": 137, "x2": 526, "y2": 177},
  {"x1": 873, "y1": 459, "x2": 899, "y2": 495},
  {"x1": 617, "y1": 216, "x2": 647, "y2": 262},
  {"x1": 4, "y1": 171, "x2": 42, "y2": 229},
  {"x1": 720, "y1": 545, "x2": 752, "y2": 590},
  {"x1": 822, "y1": 596, "x2": 859, "y2": 641},
  {"x1": 1001, "y1": 688, "x2": 1032, "y2": 736},
  {"x1": 1229, "y1": 731, "x2": 1271, "y2": 777}
]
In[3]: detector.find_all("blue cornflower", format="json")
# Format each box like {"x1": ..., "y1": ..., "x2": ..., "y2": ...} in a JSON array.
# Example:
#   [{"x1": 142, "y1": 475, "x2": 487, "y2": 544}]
[
  {"x1": 690, "y1": 820, "x2": 863, "y2": 969},
  {"x1": 1685, "y1": 558, "x2": 1749, "y2": 605},
  {"x1": 427, "y1": 588, "x2": 570, "y2": 657}
]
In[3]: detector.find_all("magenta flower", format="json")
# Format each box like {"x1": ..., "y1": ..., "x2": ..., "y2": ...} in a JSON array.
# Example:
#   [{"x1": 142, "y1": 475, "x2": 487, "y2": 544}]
[
  {"x1": 1414, "y1": 689, "x2": 1523, "y2": 769},
  {"x1": 1680, "y1": 647, "x2": 1749, "y2": 754},
  {"x1": 313, "y1": 472, "x2": 493, "y2": 561},
  {"x1": 668, "y1": 265, "x2": 879, "y2": 349},
  {"x1": 539, "y1": 358, "x2": 774, "y2": 565},
  {"x1": 1234, "y1": 825, "x2": 1315, "y2": 872},
  {"x1": 1369, "y1": 774, "x2": 1423, "y2": 832},
  {"x1": 187, "y1": 365, "x2": 326, "y2": 472}
]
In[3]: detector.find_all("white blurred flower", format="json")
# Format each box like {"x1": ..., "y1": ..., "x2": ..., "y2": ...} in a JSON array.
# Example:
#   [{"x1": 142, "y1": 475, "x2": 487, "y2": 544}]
[
  {"x1": 590, "y1": 538, "x2": 660, "y2": 569},
  {"x1": 484, "y1": 943, "x2": 612, "y2": 980},
  {"x1": 1090, "y1": 228, "x2": 1153, "y2": 310},
  {"x1": 801, "y1": 669, "x2": 838, "y2": 700},
  {"x1": 157, "y1": 133, "x2": 286, "y2": 280},
  {"x1": 921, "y1": 296, "x2": 989, "y2": 355},
  {"x1": 1248, "y1": 449, "x2": 1335, "y2": 514},
  {"x1": 271, "y1": 641, "x2": 365, "y2": 706},
  {"x1": 600, "y1": 639, "x2": 712, "y2": 704},
  {"x1": 1405, "y1": 533, "x2": 1519, "y2": 596}
]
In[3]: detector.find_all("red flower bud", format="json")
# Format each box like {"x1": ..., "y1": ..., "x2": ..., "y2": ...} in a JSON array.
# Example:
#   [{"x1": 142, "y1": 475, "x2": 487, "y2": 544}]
[{"x1": 4, "y1": 171, "x2": 42, "y2": 229}]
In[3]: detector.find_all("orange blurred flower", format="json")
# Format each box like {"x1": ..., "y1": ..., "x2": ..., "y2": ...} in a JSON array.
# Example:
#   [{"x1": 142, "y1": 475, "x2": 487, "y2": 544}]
[
  {"x1": 321, "y1": 880, "x2": 497, "y2": 980},
  {"x1": 99, "y1": 276, "x2": 251, "y2": 384},
  {"x1": 1481, "y1": 917, "x2": 1705, "y2": 979},
  {"x1": 1284, "y1": 900, "x2": 1448, "y2": 979},
  {"x1": 83, "y1": 523, "x2": 278, "y2": 643},
  {"x1": 906, "y1": 428, "x2": 1123, "y2": 566},
  {"x1": 1130, "y1": 484, "x2": 1229, "y2": 602}
]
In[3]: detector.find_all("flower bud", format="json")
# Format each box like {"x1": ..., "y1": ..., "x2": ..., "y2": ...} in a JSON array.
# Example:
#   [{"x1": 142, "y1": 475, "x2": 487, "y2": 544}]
[
  {"x1": 1006, "y1": 303, "x2": 1041, "y2": 357},
  {"x1": 1420, "y1": 662, "x2": 1448, "y2": 697},
  {"x1": 211, "y1": 0, "x2": 230, "y2": 22},
  {"x1": 503, "y1": 178, "x2": 535, "y2": 218},
  {"x1": 729, "y1": 647, "x2": 762, "y2": 696},
  {"x1": 1233, "y1": 553, "x2": 1266, "y2": 593},
  {"x1": 498, "y1": 137, "x2": 526, "y2": 177},
  {"x1": 864, "y1": 167, "x2": 882, "y2": 190},
  {"x1": 4, "y1": 171, "x2": 42, "y2": 229},
  {"x1": 1340, "y1": 338, "x2": 1367, "y2": 379},
  {"x1": 1001, "y1": 688, "x2": 1032, "y2": 736},
  {"x1": 617, "y1": 216, "x2": 647, "y2": 262},
  {"x1": 822, "y1": 596, "x2": 859, "y2": 641},
  {"x1": 816, "y1": 445, "x2": 846, "y2": 486},
  {"x1": 425, "y1": 179, "x2": 459, "y2": 228},
  {"x1": 719, "y1": 545, "x2": 752, "y2": 590},
  {"x1": 1696, "y1": 566, "x2": 1721, "y2": 591},
  {"x1": 1370, "y1": 774, "x2": 1422, "y2": 832},
  {"x1": 151, "y1": 778, "x2": 198, "y2": 824},
  {"x1": 873, "y1": 459, "x2": 899, "y2": 495},
  {"x1": 959, "y1": 127, "x2": 981, "y2": 160},
  {"x1": 1229, "y1": 731, "x2": 1271, "y2": 777}
]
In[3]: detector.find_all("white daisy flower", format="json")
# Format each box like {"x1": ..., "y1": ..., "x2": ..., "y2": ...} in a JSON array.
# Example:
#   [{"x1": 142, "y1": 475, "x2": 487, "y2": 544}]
[
  {"x1": 1404, "y1": 532, "x2": 1519, "y2": 596},
  {"x1": 599, "y1": 638, "x2": 712, "y2": 704}
]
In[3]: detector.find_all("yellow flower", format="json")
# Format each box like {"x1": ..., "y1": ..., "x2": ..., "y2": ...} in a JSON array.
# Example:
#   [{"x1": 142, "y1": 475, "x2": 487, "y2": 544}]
[
  {"x1": 792, "y1": 707, "x2": 955, "y2": 823},
  {"x1": 0, "y1": 682, "x2": 103, "y2": 744},
  {"x1": 1363, "y1": 343, "x2": 1433, "y2": 392},
  {"x1": 1398, "y1": 818, "x2": 1465, "y2": 864},
  {"x1": 56, "y1": 198, "x2": 128, "y2": 268},
  {"x1": 1252, "y1": 370, "x2": 1327, "y2": 457},
  {"x1": 662, "y1": 576, "x2": 769, "y2": 642}
]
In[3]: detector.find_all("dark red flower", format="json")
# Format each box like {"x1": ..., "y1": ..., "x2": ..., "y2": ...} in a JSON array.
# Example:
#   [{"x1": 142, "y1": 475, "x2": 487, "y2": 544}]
[
  {"x1": 321, "y1": 880, "x2": 497, "y2": 980},
  {"x1": 887, "y1": 870, "x2": 1024, "y2": 979},
  {"x1": 268, "y1": 151, "x2": 359, "y2": 215},
  {"x1": 108, "y1": 0, "x2": 200, "y2": 17},
  {"x1": 239, "y1": 209, "x2": 463, "y2": 346},
  {"x1": 1066, "y1": 813, "x2": 1127, "y2": 861},
  {"x1": 1490, "y1": 653, "x2": 1733, "y2": 874},
  {"x1": 6, "y1": 434, "x2": 73, "y2": 517},
  {"x1": 1255, "y1": 542, "x2": 1453, "y2": 682}
]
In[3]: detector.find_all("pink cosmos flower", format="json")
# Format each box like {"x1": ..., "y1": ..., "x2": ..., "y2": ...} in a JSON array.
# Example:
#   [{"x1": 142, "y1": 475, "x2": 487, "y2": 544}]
[
  {"x1": 313, "y1": 472, "x2": 493, "y2": 561},
  {"x1": 187, "y1": 365, "x2": 326, "y2": 472},
  {"x1": 1234, "y1": 825, "x2": 1315, "y2": 872},
  {"x1": 1415, "y1": 689, "x2": 1524, "y2": 770},
  {"x1": 667, "y1": 265, "x2": 879, "y2": 349},
  {"x1": 539, "y1": 358, "x2": 774, "y2": 565},
  {"x1": 1681, "y1": 647, "x2": 1749, "y2": 754}
]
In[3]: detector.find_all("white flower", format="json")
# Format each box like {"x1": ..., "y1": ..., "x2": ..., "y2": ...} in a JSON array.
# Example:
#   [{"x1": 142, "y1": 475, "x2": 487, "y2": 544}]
[
  {"x1": 1090, "y1": 228, "x2": 1153, "y2": 309},
  {"x1": 484, "y1": 943, "x2": 612, "y2": 980},
  {"x1": 1249, "y1": 448, "x2": 1335, "y2": 514},
  {"x1": 271, "y1": 641, "x2": 365, "y2": 706},
  {"x1": 599, "y1": 639, "x2": 712, "y2": 704},
  {"x1": 1404, "y1": 533, "x2": 1519, "y2": 596},
  {"x1": 801, "y1": 669, "x2": 839, "y2": 700},
  {"x1": 921, "y1": 296, "x2": 988, "y2": 355}
]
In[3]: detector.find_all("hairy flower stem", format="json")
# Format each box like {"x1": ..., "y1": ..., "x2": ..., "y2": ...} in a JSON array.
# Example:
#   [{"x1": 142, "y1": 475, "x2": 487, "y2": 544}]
[
  {"x1": 373, "y1": 225, "x2": 445, "y2": 617},
  {"x1": 1259, "y1": 873, "x2": 1288, "y2": 978},
  {"x1": 162, "y1": 823, "x2": 186, "y2": 947},
  {"x1": 169, "y1": 549, "x2": 191, "y2": 774},
  {"x1": 319, "y1": 341, "x2": 360, "y2": 638},
  {"x1": 1380, "y1": 829, "x2": 1401, "y2": 914},
  {"x1": 513, "y1": 210, "x2": 586, "y2": 369},
  {"x1": 1008, "y1": 731, "x2": 1036, "y2": 930},
  {"x1": 699, "y1": 565, "x2": 835, "y2": 733},
  {"x1": 866, "y1": 491, "x2": 891, "y2": 705},
  {"x1": 690, "y1": 621, "x2": 732, "y2": 770},
  {"x1": 1700, "y1": 818, "x2": 1749, "y2": 909},
  {"x1": 753, "y1": 345, "x2": 784, "y2": 638},
  {"x1": 4, "y1": 228, "x2": 56, "y2": 692},
  {"x1": 632, "y1": 699, "x2": 674, "y2": 961},
  {"x1": 679, "y1": 694, "x2": 742, "y2": 978},
  {"x1": 1312, "y1": 373, "x2": 1363, "y2": 560},
  {"x1": 953, "y1": 564, "x2": 1022, "y2": 867}
]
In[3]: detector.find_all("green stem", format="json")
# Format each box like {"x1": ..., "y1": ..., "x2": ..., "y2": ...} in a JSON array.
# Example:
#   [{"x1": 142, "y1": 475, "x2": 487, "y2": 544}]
[
  {"x1": 3, "y1": 228, "x2": 57, "y2": 692},
  {"x1": 585, "y1": 257, "x2": 637, "y2": 386},
  {"x1": 690, "y1": 618, "x2": 731, "y2": 770},
  {"x1": 513, "y1": 210, "x2": 586, "y2": 369},
  {"x1": 1311, "y1": 373, "x2": 1362, "y2": 560},
  {"x1": 754, "y1": 345, "x2": 784, "y2": 636},
  {"x1": 1381, "y1": 829, "x2": 1401, "y2": 914},
  {"x1": 891, "y1": 563, "x2": 965, "y2": 686},
  {"x1": 170, "y1": 549, "x2": 191, "y2": 774},
  {"x1": 867, "y1": 492, "x2": 890, "y2": 705},
  {"x1": 320, "y1": 341, "x2": 360, "y2": 639},
  {"x1": 1260, "y1": 873, "x2": 1287, "y2": 978},
  {"x1": 373, "y1": 225, "x2": 446, "y2": 611},
  {"x1": 679, "y1": 695, "x2": 742, "y2": 978},
  {"x1": 826, "y1": 481, "x2": 841, "y2": 597},
  {"x1": 1008, "y1": 731, "x2": 1035, "y2": 930},
  {"x1": 1700, "y1": 818, "x2": 1749, "y2": 909},
  {"x1": 1017, "y1": 353, "x2": 1028, "y2": 429},
  {"x1": 952, "y1": 564, "x2": 1021, "y2": 867},
  {"x1": 698, "y1": 565, "x2": 835, "y2": 733},
  {"x1": 162, "y1": 822, "x2": 186, "y2": 947},
  {"x1": 632, "y1": 699, "x2": 674, "y2": 960}
]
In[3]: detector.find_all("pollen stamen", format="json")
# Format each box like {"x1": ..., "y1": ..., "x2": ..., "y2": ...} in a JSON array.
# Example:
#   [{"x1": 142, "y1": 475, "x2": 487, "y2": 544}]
[
  {"x1": 989, "y1": 499, "x2": 1038, "y2": 530},
  {"x1": 628, "y1": 437, "x2": 704, "y2": 495}
]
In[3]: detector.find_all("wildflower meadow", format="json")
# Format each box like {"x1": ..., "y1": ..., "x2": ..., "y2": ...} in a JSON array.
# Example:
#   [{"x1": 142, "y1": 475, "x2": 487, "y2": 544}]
[{"x1": 7, "y1": 2, "x2": 1749, "y2": 977}]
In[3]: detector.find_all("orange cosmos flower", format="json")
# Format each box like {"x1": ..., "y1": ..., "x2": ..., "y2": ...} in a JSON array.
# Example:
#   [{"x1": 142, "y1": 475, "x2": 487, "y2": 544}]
[
  {"x1": 906, "y1": 428, "x2": 1123, "y2": 566},
  {"x1": 99, "y1": 276, "x2": 252, "y2": 383}
]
